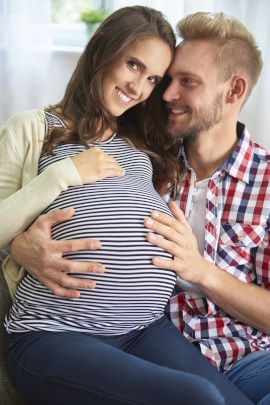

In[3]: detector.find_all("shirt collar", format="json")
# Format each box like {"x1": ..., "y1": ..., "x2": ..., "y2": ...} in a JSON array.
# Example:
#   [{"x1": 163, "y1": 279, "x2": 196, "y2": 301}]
[
  {"x1": 179, "y1": 122, "x2": 254, "y2": 184},
  {"x1": 224, "y1": 122, "x2": 253, "y2": 183}
]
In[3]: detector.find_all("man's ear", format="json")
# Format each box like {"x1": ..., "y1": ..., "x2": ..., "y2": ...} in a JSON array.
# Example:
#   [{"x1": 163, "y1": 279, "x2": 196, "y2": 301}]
[{"x1": 226, "y1": 76, "x2": 247, "y2": 104}]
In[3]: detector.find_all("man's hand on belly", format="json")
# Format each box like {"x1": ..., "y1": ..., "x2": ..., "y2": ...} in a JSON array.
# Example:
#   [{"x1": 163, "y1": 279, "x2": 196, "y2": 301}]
[{"x1": 10, "y1": 208, "x2": 105, "y2": 298}]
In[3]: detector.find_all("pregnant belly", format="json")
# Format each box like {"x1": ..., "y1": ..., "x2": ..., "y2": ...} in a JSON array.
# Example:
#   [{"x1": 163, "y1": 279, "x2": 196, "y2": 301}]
[{"x1": 43, "y1": 176, "x2": 176, "y2": 313}]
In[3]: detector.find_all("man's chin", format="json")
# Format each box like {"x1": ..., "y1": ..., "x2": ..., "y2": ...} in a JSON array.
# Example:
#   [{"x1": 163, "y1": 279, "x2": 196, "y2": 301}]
[
  {"x1": 167, "y1": 123, "x2": 186, "y2": 139},
  {"x1": 167, "y1": 124, "x2": 199, "y2": 142}
]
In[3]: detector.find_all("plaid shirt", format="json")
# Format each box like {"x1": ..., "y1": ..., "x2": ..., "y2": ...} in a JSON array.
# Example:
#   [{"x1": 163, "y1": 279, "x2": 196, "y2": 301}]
[{"x1": 165, "y1": 123, "x2": 270, "y2": 373}]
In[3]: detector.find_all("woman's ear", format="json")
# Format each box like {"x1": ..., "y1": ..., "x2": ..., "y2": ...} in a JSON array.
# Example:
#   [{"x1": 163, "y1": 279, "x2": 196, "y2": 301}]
[{"x1": 226, "y1": 76, "x2": 247, "y2": 104}]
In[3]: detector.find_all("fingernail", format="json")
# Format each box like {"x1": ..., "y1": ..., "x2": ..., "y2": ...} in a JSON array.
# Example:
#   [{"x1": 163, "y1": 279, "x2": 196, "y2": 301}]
[
  {"x1": 92, "y1": 241, "x2": 101, "y2": 249},
  {"x1": 146, "y1": 219, "x2": 154, "y2": 226},
  {"x1": 153, "y1": 257, "x2": 160, "y2": 265},
  {"x1": 87, "y1": 282, "x2": 95, "y2": 289},
  {"x1": 152, "y1": 211, "x2": 159, "y2": 218},
  {"x1": 94, "y1": 266, "x2": 104, "y2": 273},
  {"x1": 63, "y1": 207, "x2": 74, "y2": 212},
  {"x1": 149, "y1": 233, "x2": 156, "y2": 241}
]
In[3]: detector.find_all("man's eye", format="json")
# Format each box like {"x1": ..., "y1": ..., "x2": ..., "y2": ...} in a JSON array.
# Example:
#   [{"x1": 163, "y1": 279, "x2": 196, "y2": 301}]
[
  {"x1": 182, "y1": 77, "x2": 195, "y2": 84},
  {"x1": 128, "y1": 61, "x2": 138, "y2": 70}
]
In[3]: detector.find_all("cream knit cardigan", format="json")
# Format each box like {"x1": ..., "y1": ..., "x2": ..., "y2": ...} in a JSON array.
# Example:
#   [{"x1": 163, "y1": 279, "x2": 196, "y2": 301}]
[{"x1": 0, "y1": 108, "x2": 82, "y2": 297}]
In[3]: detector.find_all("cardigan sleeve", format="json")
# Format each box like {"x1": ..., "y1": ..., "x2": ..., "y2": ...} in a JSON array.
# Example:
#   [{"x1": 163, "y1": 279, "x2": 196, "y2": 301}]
[{"x1": 0, "y1": 112, "x2": 82, "y2": 250}]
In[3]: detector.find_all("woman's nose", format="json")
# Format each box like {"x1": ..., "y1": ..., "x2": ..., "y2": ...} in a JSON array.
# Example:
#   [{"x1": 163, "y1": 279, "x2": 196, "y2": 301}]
[{"x1": 128, "y1": 78, "x2": 144, "y2": 97}]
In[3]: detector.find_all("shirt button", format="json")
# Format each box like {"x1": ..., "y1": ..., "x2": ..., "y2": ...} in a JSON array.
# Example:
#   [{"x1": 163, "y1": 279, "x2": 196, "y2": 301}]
[
  {"x1": 237, "y1": 235, "x2": 243, "y2": 241},
  {"x1": 189, "y1": 181, "x2": 194, "y2": 186}
]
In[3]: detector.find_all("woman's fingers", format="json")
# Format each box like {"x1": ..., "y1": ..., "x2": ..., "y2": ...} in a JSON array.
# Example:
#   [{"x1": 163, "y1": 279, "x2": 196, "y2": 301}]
[{"x1": 71, "y1": 146, "x2": 125, "y2": 184}]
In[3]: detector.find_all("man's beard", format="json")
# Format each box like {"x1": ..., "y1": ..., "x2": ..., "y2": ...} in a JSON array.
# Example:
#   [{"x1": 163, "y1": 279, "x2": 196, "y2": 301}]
[{"x1": 167, "y1": 92, "x2": 224, "y2": 142}]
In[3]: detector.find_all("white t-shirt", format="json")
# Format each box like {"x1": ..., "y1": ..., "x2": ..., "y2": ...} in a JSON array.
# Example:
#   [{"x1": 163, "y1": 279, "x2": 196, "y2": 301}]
[{"x1": 176, "y1": 178, "x2": 208, "y2": 298}]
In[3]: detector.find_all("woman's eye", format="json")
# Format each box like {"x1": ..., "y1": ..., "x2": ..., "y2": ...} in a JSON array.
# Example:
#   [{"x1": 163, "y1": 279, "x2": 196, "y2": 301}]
[
  {"x1": 128, "y1": 61, "x2": 138, "y2": 70},
  {"x1": 148, "y1": 76, "x2": 159, "y2": 85}
]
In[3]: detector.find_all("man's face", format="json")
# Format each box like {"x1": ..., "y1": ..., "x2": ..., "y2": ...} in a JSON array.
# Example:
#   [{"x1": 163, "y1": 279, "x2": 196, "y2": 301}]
[{"x1": 163, "y1": 40, "x2": 226, "y2": 141}]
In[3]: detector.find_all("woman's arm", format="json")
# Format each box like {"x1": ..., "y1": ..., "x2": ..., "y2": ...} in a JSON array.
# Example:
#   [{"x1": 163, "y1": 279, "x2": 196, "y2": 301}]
[
  {"x1": 0, "y1": 117, "x2": 82, "y2": 250},
  {"x1": 0, "y1": 111, "x2": 125, "y2": 297},
  {"x1": 0, "y1": 112, "x2": 125, "y2": 250}
]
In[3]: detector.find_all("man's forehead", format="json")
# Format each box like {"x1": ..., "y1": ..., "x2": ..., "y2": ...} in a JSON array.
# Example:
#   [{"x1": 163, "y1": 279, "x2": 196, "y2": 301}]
[{"x1": 168, "y1": 39, "x2": 219, "y2": 76}]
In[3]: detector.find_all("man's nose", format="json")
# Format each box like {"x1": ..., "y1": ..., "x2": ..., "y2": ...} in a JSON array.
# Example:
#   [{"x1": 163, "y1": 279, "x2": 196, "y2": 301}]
[{"x1": 163, "y1": 81, "x2": 181, "y2": 102}]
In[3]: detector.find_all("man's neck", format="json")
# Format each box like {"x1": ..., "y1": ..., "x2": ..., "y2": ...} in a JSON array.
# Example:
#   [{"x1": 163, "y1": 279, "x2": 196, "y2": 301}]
[{"x1": 185, "y1": 123, "x2": 238, "y2": 182}]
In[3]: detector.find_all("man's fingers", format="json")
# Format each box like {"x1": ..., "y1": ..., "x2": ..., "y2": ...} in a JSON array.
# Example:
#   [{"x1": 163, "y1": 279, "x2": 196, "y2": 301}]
[
  {"x1": 152, "y1": 256, "x2": 178, "y2": 271},
  {"x1": 167, "y1": 202, "x2": 191, "y2": 230},
  {"x1": 38, "y1": 277, "x2": 81, "y2": 298},
  {"x1": 53, "y1": 257, "x2": 105, "y2": 274},
  {"x1": 151, "y1": 211, "x2": 183, "y2": 233},
  {"x1": 54, "y1": 238, "x2": 102, "y2": 254},
  {"x1": 38, "y1": 270, "x2": 97, "y2": 295},
  {"x1": 144, "y1": 216, "x2": 183, "y2": 243},
  {"x1": 36, "y1": 208, "x2": 75, "y2": 232},
  {"x1": 146, "y1": 232, "x2": 182, "y2": 258}
]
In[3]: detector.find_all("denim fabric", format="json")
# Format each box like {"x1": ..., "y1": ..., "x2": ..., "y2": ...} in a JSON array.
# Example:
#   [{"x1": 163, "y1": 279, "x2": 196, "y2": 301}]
[
  {"x1": 226, "y1": 351, "x2": 270, "y2": 404},
  {"x1": 5, "y1": 316, "x2": 251, "y2": 405}
]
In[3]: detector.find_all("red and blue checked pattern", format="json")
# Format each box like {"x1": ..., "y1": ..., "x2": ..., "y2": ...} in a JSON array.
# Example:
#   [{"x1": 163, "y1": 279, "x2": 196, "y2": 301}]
[{"x1": 165, "y1": 123, "x2": 270, "y2": 373}]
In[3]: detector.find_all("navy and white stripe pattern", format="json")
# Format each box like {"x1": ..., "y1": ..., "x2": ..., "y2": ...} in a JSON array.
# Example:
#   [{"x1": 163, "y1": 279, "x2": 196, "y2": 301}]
[{"x1": 6, "y1": 113, "x2": 176, "y2": 335}]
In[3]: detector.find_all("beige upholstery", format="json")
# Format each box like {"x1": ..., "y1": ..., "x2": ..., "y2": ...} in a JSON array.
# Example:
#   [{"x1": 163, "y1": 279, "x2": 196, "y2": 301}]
[{"x1": 0, "y1": 251, "x2": 28, "y2": 404}]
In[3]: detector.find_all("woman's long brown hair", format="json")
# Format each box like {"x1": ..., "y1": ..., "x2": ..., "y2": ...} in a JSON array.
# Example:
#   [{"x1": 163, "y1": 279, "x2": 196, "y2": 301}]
[{"x1": 43, "y1": 6, "x2": 181, "y2": 198}]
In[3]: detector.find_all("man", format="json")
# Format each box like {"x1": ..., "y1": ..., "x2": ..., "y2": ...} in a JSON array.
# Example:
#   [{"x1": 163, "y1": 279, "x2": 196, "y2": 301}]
[
  {"x1": 142, "y1": 11, "x2": 270, "y2": 405},
  {"x1": 7, "y1": 11, "x2": 270, "y2": 404}
]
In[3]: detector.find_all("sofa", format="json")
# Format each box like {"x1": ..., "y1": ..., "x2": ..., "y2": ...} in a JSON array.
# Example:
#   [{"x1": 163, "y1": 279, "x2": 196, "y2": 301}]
[{"x1": 0, "y1": 250, "x2": 28, "y2": 404}]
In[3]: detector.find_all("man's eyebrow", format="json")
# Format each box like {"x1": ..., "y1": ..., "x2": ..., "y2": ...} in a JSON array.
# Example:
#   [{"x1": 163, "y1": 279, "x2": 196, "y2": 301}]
[
  {"x1": 168, "y1": 71, "x2": 202, "y2": 78},
  {"x1": 183, "y1": 71, "x2": 202, "y2": 77}
]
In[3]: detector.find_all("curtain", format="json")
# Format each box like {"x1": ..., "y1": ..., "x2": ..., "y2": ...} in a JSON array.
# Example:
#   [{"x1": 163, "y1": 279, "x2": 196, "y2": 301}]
[{"x1": 0, "y1": 0, "x2": 54, "y2": 122}]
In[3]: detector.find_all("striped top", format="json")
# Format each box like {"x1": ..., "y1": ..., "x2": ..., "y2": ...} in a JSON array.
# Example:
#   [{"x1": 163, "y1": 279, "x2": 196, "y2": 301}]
[{"x1": 6, "y1": 113, "x2": 176, "y2": 335}]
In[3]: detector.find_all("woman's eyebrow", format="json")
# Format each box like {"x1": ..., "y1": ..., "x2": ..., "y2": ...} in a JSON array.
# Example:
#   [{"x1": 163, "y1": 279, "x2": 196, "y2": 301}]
[{"x1": 127, "y1": 56, "x2": 146, "y2": 70}]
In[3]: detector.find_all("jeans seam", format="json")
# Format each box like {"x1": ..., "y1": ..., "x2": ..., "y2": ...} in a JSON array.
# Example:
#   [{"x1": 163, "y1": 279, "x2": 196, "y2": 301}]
[
  {"x1": 125, "y1": 316, "x2": 164, "y2": 354},
  {"x1": 236, "y1": 369, "x2": 270, "y2": 382}
]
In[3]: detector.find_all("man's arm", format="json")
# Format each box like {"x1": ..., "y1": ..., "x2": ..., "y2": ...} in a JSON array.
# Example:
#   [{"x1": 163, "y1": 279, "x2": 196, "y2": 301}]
[
  {"x1": 10, "y1": 208, "x2": 105, "y2": 298},
  {"x1": 144, "y1": 201, "x2": 270, "y2": 335}
]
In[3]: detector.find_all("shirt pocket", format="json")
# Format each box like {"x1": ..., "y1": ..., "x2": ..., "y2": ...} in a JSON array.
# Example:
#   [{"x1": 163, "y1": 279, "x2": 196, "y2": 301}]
[{"x1": 219, "y1": 222, "x2": 266, "y2": 248}]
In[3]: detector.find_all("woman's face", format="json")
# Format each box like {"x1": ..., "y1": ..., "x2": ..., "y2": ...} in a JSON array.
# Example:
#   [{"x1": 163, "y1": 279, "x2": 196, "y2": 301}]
[{"x1": 103, "y1": 37, "x2": 172, "y2": 117}]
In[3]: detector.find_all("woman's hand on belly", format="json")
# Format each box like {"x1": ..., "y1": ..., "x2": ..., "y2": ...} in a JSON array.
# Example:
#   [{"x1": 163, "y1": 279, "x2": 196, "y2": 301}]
[
  {"x1": 71, "y1": 146, "x2": 125, "y2": 184},
  {"x1": 10, "y1": 208, "x2": 105, "y2": 298}
]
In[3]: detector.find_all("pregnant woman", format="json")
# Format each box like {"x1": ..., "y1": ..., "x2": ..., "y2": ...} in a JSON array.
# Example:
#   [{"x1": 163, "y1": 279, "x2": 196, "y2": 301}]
[{"x1": 1, "y1": 6, "x2": 250, "y2": 405}]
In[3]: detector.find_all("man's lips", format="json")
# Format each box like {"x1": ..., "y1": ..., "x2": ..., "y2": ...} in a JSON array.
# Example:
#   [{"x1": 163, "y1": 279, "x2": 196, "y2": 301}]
[
  {"x1": 168, "y1": 107, "x2": 189, "y2": 116},
  {"x1": 171, "y1": 109, "x2": 186, "y2": 115}
]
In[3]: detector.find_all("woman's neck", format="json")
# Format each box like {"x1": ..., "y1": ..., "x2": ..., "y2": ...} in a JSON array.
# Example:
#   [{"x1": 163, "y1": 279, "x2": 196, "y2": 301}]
[
  {"x1": 100, "y1": 128, "x2": 114, "y2": 141},
  {"x1": 51, "y1": 107, "x2": 114, "y2": 141}
]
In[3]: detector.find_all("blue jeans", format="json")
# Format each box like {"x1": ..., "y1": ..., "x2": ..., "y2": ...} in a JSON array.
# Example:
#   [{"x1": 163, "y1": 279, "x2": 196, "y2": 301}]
[
  {"x1": 225, "y1": 351, "x2": 270, "y2": 405},
  {"x1": 6, "y1": 316, "x2": 251, "y2": 405}
]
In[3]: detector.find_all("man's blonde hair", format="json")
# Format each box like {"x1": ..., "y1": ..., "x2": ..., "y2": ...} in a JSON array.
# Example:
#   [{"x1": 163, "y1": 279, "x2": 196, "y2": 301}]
[{"x1": 177, "y1": 12, "x2": 263, "y2": 102}]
